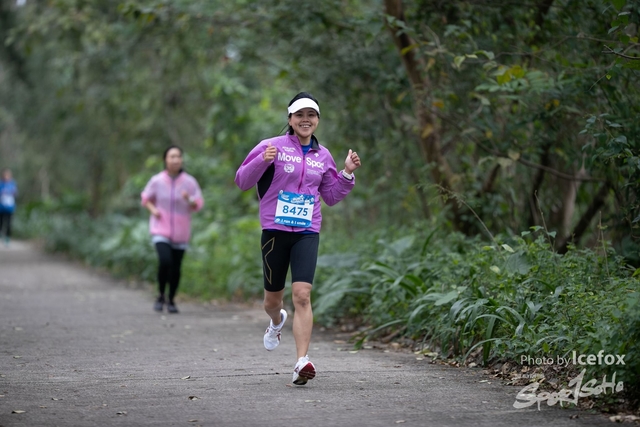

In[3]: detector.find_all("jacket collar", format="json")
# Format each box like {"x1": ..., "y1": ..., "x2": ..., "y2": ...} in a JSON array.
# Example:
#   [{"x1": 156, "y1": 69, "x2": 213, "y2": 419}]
[
  {"x1": 162, "y1": 169, "x2": 184, "y2": 180},
  {"x1": 310, "y1": 135, "x2": 320, "y2": 150},
  {"x1": 287, "y1": 133, "x2": 320, "y2": 150}
]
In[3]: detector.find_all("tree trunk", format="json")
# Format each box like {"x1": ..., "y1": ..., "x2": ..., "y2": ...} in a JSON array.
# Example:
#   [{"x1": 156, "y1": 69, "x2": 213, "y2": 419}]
[
  {"x1": 89, "y1": 152, "x2": 104, "y2": 217},
  {"x1": 534, "y1": 0, "x2": 555, "y2": 30},
  {"x1": 525, "y1": 0, "x2": 555, "y2": 66},
  {"x1": 38, "y1": 167, "x2": 50, "y2": 201},
  {"x1": 528, "y1": 142, "x2": 551, "y2": 227},
  {"x1": 481, "y1": 165, "x2": 501, "y2": 195},
  {"x1": 556, "y1": 183, "x2": 610, "y2": 254},
  {"x1": 0, "y1": 1, "x2": 30, "y2": 86},
  {"x1": 383, "y1": 0, "x2": 465, "y2": 231}
]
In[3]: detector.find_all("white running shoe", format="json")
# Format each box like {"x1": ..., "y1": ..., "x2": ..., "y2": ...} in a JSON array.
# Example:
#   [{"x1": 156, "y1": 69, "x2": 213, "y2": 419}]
[
  {"x1": 263, "y1": 309, "x2": 288, "y2": 351},
  {"x1": 292, "y1": 355, "x2": 316, "y2": 385}
]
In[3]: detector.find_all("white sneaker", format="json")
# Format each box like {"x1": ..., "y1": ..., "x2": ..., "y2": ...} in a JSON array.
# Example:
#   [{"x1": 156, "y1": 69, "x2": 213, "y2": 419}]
[
  {"x1": 263, "y1": 309, "x2": 287, "y2": 351},
  {"x1": 292, "y1": 355, "x2": 316, "y2": 385}
]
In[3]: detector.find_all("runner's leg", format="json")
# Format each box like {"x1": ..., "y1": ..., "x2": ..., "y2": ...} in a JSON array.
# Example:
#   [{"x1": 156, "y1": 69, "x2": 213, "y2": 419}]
[
  {"x1": 154, "y1": 242, "x2": 172, "y2": 298},
  {"x1": 261, "y1": 230, "x2": 290, "y2": 324},
  {"x1": 168, "y1": 247, "x2": 185, "y2": 303},
  {"x1": 291, "y1": 281, "x2": 313, "y2": 359},
  {"x1": 5, "y1": 213, "x2": 11, "y2": 239},
  {"x1": 290, "y1": 233, "x2": 319, "y2": 359}
]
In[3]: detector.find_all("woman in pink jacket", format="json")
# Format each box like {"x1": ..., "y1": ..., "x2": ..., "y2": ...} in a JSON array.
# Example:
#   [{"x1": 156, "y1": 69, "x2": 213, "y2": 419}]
[
  {"x1": 235, "y1": 92, "x2": 361, "y2": 385},
  {"x1": 141, "y1": 146, "x2": 204, "y2": 313}
]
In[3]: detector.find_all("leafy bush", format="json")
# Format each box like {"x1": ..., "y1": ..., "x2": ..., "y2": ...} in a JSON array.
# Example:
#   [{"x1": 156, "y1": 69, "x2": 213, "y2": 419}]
[{"x1": 313, "y1": 225, "x2": 640, "y2": 404}]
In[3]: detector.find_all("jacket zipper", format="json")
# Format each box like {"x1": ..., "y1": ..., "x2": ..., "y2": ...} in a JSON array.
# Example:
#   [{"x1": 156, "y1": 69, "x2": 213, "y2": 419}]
[
  {"x1": 297, "y1": 142, "x2": 306, "y2": 193},
  {"x1": 170, "y1": 176, "x2": 175, "y2": 241},
  {"x1": 296, "y1": 142, "x2": 312, "y2": 232}
]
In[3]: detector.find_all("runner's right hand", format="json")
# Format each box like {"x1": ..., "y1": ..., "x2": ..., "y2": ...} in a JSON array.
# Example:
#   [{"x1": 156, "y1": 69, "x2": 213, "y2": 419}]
[{"x1": 263, "y1": 142, "x2": 277, "y2": 162}]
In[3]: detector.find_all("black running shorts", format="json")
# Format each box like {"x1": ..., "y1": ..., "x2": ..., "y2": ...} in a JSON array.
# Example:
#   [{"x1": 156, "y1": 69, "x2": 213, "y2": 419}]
[{"x1": 260, "y1": 230, "x2": 320, "y2": 292}]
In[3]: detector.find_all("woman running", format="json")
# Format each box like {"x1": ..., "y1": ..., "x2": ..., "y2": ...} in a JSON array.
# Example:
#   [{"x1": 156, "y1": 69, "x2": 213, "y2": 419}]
[
  {"x1": 141, "y1": 146, "x2": 204, "y2": 313},
  {"x1": 235, "y1": 92, "x2": 361, "y2": 385}
]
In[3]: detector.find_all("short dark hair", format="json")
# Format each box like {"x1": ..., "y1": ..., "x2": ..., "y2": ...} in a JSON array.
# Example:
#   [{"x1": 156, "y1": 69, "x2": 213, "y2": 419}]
[{"x1": 287, "y1": 92, "x2": 320, "y2": 135}]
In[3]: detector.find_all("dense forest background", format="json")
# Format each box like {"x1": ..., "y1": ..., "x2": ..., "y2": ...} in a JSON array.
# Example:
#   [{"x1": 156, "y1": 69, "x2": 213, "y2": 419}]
[{"x1": 1, "y1": 0, "x2": 639, "y2": 409}]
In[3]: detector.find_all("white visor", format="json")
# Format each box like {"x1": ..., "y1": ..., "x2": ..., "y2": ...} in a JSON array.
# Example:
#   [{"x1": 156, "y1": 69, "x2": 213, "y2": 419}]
[{"x1": 287, "y1": 98, "x2": 320, "y2": 116}]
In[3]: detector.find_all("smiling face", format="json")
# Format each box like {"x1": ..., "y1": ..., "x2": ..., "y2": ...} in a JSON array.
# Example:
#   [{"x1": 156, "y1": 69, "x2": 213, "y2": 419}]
[
  {"x1": 164, "y1": 148, "x2": 183, "y2": 175},
  {"x1": 288, "y1": 108, "x2": 319, "y2": 143}
]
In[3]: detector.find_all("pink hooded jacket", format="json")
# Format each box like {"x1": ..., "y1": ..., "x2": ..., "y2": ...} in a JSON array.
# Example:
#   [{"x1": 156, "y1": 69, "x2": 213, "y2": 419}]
[{"x1": 141, "y1": 170, "x2": 204, "y2": 244}]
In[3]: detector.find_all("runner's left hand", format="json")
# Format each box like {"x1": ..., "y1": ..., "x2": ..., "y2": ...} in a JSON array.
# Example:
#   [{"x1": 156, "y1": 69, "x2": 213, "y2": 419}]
[{"x1": 344, "y1": 149, "x2": 361, "y2": 174}]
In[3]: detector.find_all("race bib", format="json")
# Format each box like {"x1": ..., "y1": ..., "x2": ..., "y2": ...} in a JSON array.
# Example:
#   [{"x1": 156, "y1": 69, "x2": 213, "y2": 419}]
[
  {"x1": 274, "y1": 191, "x2": 314, "y2": 228},
  {"x1": 1, "y1": 194, "x2": 14, "y2": 208}
]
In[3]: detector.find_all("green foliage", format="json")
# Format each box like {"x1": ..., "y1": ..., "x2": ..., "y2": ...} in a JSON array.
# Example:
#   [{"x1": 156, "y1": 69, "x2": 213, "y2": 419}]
[
  {"x1": 313, "y1": 225, "x2": 639, "y2": 402},
  {"x1": 3, "y1": 0, "x2": 639, "y2": 250},
  {"x1": 580, "y1": 112, "x2": 640, "y2": 264},
  {"x1": 393, "y1": 0, "x2": 640, "y2": 247}
]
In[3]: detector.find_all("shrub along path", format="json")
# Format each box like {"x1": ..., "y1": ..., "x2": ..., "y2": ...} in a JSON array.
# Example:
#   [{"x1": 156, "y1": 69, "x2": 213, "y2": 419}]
[{"x1": 0, "y1": 241, "x2": 614, "y2": 427}]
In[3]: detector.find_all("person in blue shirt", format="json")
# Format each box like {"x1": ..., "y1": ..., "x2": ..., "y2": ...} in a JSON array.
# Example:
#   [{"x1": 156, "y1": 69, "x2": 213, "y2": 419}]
[{"x1": 0, "y1": 168, "x2": 18, "y2": 246}]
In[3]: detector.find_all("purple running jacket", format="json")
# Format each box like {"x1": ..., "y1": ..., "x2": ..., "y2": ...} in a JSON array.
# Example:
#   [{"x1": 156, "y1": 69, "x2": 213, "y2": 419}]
[{"x1": 235, "y1": 134, "x2": 355, "y2": 233}]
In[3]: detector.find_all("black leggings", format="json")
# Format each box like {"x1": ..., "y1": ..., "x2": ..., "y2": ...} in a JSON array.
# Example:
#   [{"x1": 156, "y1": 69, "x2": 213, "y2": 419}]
[
  {"x1": 155, "y1": 242, "x2": 185, "y2": 302},
  {"x1": 0, "y1": 213, "x2": 11, "y2": 238}
]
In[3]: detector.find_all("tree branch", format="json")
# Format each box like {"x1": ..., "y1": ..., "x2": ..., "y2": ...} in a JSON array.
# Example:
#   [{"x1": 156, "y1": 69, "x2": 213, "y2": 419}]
[
  {"x1": 602, "y1": 45, "x2": 640, "y2": 60},
  {"x1": 436, "y1": 111, "x2": 605, "y2": 183},
  {"x1": 516, "y1": 156, "x2": 602, "y2": 182}
]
